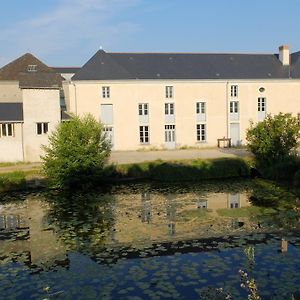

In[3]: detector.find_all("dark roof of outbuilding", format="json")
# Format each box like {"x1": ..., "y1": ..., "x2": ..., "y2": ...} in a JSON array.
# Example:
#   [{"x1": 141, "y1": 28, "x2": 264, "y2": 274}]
[
  {"x1": 72, "y1": 50, "x2": 293, "y2": 81},
  {"x1": 0, "y1": 53, "x2": 54, "y2": 80},
  {"x1": 19, "y1": 72, "x2": 63, "y2": 89},
  {"x1": 0, "y1": 103, "x2": 23, "y2": 122},
  {"x1": 52, "y1": 67, "x2": 80, "y2": 74},
  {"x1": 0, "y1": 53, "x2": 64, "y2": 88}
]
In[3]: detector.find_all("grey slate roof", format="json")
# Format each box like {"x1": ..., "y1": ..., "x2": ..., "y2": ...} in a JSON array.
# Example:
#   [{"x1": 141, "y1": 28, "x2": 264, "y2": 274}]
[
  {"x1": 290, "y1": 51, "x2": 300, "y2": 78},
  {"x1": 0, "y1": 103, "x2": 23, "y2": 122},
  {"x1": 72, "y1": 50, "x2": 293, "y2": 81},
  {"x1": 61, "y1": 110, "x2": 72, "y2": 121}
]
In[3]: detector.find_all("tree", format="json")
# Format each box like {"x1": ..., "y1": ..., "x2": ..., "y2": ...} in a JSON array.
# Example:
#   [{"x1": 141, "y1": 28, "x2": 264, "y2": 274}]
[
  {"x1": 246, "y1": 113, "x2": 300, "y2": 164},
  {"x1": 41, "y1": 114, "x2": 111, "y2": 189}
]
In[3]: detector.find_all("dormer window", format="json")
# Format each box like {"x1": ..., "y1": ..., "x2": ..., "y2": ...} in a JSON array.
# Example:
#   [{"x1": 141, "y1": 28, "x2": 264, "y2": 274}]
[{"x1": 27, "y1": 65, "x2": 37, "y2": 72}]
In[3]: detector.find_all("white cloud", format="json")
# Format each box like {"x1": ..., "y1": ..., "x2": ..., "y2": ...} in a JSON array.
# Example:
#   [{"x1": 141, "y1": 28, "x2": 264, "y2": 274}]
[{"x1": 0, "y1": 0, "x2": 141, "y2": 66}]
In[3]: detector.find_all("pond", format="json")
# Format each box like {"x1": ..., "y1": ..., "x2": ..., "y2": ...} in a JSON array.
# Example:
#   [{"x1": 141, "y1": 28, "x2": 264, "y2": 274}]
[{"x1": 0, "y1": 179, "x2": 300, "y2": 299}]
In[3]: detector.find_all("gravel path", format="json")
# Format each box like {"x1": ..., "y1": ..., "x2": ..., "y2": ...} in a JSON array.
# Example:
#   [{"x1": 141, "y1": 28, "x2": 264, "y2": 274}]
[{"x1": 109, "y1": 148, "x2": 251, "y2": 164}]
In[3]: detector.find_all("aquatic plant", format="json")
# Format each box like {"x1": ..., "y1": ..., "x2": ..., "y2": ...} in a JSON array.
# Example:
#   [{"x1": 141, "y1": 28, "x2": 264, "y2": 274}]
[{"x1": 239, "y1": 246, "x2": 260, "y2": 300}]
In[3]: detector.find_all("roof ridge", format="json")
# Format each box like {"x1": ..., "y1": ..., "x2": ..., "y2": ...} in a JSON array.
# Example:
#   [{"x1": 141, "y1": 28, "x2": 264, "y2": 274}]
[
  {"x1": 109, "y1": 51, "x2": 276, "y2": 55},
  {"x1": 52, "y1": 66, "x2": 81, "y2": 68}
]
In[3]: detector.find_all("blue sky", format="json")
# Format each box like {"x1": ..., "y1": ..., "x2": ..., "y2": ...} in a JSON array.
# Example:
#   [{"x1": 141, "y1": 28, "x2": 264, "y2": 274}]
[{"x1": 1, "y1": 0, "x2": 300, "y2": 67}]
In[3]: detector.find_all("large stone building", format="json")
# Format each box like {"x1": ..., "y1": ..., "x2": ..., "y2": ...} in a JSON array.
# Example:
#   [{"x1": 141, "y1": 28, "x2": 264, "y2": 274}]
[
  {"x1": 0, "y1": 45, "x2": 300, "y2": 162},
  {"x1": 68, "y1": 45, "x2": 300, "y2": 151}
]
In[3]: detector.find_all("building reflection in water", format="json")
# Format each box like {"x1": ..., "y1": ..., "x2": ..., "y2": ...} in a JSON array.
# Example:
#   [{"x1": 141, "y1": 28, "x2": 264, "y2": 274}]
[
  {"x1": 166, "y1": 195, "x2": 176, "y2": 236},
  {"x1": 0, "y1": 199, "x2": 67, "y2": 269},
  {"x1": 0, "y1": 215, "x2": 23, "y2": 230},
  {"x1": 228, "y1": 194, "x2": 240, "y2": 209},
  {"x1": 141, "y1": 192, "x2": 152, "y2": 223},
  {"x1": 0, "y1": 191, "x2": 252, "y2": 261},
  {"x1": 281, "y1": 238, "x2": 288, "y2": 253},
  {"x1": 197, "y1": 199, "x2": 208, "y2": 209}
]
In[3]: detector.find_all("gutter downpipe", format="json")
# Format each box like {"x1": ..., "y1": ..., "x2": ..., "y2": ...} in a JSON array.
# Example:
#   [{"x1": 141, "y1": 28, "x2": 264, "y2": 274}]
[
  {"x1": 72, "y1": 82, "x2": 78, "y2": 116},
  {"x1": 226, "y1": 81, "x2": 229, "y2": 138},
  {"x1": 21, "y1": 122, "x2": 25, "y2": 162}
]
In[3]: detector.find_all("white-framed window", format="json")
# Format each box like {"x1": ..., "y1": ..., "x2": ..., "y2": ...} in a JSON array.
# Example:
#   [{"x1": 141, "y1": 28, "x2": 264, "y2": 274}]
[
  {"x1": 165, "y1": 103, "x2": 175, "y2": 115},
  {"x1": 196, "y1": 124, "x2": 206, "y2": 142},
  {"x1": 231, "y1": 85, "x2": 238, "y2": 97},
  {"x1": 0, "y1": 123, "x2": 14, "y2": 137},
  {"x1": 165, "y1": 86, "x2": 173, "y2": 98},
  {"x1": 196, "y1": 102, "x2": 206, "y2": 114},
  {"x1": 36, "y1": 122, "x2": 49, "y2": 135},
  {"x1": 165, "y1": 125, "x2": 176, "y2": 142},
  {"x1": 230, "y1": 101, "x2": 239, "y2": 113},
  {"x1": 27, "y1": 64, "x2": 37, "y2": 72},
  {"x1": 103, "y1": 126, "x2": 114, "y2": 147},
  {"x1": 138, "y1": 103, "x2": 148, "y2": 116},
  {"x1": 100, "y1": 104, "x2": 113, "y2": 125},
  {"x1": 102, "y1": 86, "x2": 110, "y2": 98},
  {"x1": 139, "y1": 126, "x2": 149, "y2": 144},
  {"x1": 258, "y1": 97, "x2": 266, "y2": 112}
]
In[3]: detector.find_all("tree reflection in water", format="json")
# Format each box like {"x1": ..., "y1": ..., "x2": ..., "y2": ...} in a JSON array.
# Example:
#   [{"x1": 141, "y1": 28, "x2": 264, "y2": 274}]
[{"x1": 45, "y1": 191, "x2": 116, "y2": 253}]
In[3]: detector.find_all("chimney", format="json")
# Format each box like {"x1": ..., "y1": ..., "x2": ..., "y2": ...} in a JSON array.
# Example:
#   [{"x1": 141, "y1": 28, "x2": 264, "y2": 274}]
[{"x1": 279, "y1": 45, "x2": 290, "y2": 65}]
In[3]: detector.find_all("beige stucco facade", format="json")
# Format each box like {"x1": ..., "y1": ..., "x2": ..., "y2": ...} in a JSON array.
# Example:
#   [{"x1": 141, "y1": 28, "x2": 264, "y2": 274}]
[
  {"x1": 0, "y1": 123, "x2": 24, "y2": 162},
  {"x1": 0, "y1": 88, "x2": 61, "y2": 162},
  {"x1": 22, "y1": 89, "x2": 61, "y2": 161},
  {"x1": 0, "y1": 81, "x2": 22, "y2": 102},
  {"x1": 67, "y1": 79, "x2": 300, "y2": 150}
]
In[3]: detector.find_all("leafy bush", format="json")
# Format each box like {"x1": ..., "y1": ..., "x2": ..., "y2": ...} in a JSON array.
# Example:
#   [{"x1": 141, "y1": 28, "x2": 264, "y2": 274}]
[
  {"x1": 42, "y1": 114, "x2": 111, "y2": 190},
  {"x1": 256, "y1": 157, "x2": 299, "y2": 181},
  {"x1": 294, "y1": 169, "x2": 300, "y2": 186},
  {"x1": 246, "y1": 113, "x2": 300, "y2": 164}
]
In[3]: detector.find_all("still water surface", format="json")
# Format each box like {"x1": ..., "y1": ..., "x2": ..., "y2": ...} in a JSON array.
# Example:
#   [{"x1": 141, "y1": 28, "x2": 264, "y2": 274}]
[{"x1": 0, "y1": 179, "x2": 300, "y2": 299}]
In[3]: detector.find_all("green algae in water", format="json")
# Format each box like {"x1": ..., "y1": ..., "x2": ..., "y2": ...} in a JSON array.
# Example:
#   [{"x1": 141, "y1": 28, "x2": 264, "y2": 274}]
[{"x1": 0, "y1": 179, "x2": 300, "y2": 299}]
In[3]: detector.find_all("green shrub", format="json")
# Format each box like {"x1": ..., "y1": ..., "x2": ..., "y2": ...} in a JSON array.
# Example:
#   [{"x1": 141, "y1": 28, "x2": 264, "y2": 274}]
[
  {"x1": 246, "y1": 113, "x2": 300, "y2": 164},
  {"x1": 246, "y1": 113, "x2": 300, "y2": 181},
  {"x1": 294, "y1": 169, "x2": 300, "y2": 186},
  {"x1": 257, "y1": 157, "x2": 300, "y2": 181},
  {"x1": 42, "y1": 114, "x2": 111, "y2": 190}
]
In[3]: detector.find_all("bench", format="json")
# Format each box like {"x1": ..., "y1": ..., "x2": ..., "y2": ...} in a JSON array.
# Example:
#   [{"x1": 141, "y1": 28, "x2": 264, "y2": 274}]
[{"x1": 217, "y1": 137, "x2": 231, "y2": 148}]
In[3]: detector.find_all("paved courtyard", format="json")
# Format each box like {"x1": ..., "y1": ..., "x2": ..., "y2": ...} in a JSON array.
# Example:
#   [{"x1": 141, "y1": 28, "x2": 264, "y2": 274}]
[{"x1": 109, "y1": 148, "x2": 251, "y2": 164}]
